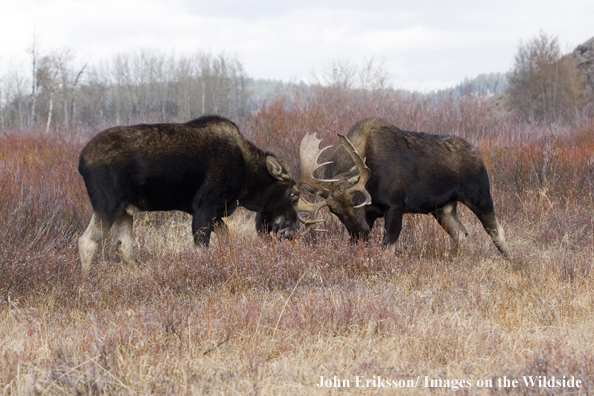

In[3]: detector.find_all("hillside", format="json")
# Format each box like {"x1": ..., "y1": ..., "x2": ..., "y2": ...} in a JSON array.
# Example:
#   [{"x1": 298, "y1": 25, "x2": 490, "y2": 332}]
[{"x1": 573, "y1": 36, "x2": 594, "y2": 104}]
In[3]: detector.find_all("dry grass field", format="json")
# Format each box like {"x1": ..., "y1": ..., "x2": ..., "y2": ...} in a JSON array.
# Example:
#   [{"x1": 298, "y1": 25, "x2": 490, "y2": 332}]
[{"x1": 1, "y1": 92, "x2": 594, "y2": 395}]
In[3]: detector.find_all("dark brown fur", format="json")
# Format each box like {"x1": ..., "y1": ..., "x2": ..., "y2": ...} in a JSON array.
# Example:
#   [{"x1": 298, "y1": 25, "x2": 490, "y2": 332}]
[
  {"x1": 78, "y1": 115, "x2": 299, "y2": 272},
  {"x1": 321, "y1": 118, "x2": 510, "y2": 258}
]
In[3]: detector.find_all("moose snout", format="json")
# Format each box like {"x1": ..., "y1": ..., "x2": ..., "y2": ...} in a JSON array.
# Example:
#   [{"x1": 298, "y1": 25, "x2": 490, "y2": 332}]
[{"x1": 272, "y1": 215, "x2": 299, "y2": 240}]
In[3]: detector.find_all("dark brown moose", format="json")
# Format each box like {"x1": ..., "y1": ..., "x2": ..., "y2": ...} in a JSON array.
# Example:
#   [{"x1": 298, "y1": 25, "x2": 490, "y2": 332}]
[
  {"x1": 298, "y1": 118, "x2": 510, "y2": 259},
  {"x1": 78, "y1": 115, "x2": 300, "y2": 272}
]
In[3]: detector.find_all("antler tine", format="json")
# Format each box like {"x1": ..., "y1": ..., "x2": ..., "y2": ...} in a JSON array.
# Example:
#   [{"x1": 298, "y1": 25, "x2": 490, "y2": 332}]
[
  {"x1": 297, "y1": 196, "x2": 327, "y2": 226},
  {"x1": 338, "y1": 134, "x2": 372, "y2": 208},
  {"x1": 298, "y1": 133, "x2": 338, "y2": 192}
]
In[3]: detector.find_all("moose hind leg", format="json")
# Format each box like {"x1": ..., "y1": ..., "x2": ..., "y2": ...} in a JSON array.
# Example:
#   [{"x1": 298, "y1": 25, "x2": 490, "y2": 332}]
[
  {"x1": 79, "y1": 213, "x2": 112, "y2": 273},
  {"x1": 432, "y1": 202, "x2": 469, "y2": 251},
  {"x1": 113, "y1": 212, "x2": 137, "y2": 266},
  {"x1": 466, "y1": 204, "x2": 510, "y2": 259},
  {"x1": 481, "y1": 213, "x2": 510, "y2": 259}
]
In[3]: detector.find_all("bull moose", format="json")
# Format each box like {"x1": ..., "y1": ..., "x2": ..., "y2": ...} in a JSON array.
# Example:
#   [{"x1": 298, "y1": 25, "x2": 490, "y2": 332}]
[
  {"x1": 78, "y1": 115, "x2": 300, "y2": 272},
  {"x1": 298, "y1": 118, "x2": 510, "y2": 259}
]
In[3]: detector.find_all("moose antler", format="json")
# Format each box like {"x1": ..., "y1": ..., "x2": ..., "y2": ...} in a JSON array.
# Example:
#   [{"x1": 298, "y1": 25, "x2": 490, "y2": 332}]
[
  {"x1": 338, "y1": 134, "x2": 372, "y2": 208},
  {"x1": 298, "y1": 133, "x2": 338, "y2": 191},
  {"x1": 297, "y1": 133, "x2": 337, "y2": 226},
  {"x1": 296, "y1": 133, "x2": 372, "y2": 232},
  {"x1": 297, "y1": 196, "x2": 327, "y2": 227}
]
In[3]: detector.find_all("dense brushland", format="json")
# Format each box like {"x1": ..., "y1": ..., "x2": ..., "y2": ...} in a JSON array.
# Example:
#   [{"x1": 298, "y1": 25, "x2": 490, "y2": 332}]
[{"x1": 1, "y1": 87, "x2": 594, "y2": 395}]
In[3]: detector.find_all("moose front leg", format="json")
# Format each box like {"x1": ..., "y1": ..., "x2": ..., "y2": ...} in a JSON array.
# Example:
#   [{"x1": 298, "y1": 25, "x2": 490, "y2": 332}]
[
  {"x1": 383, "y1": 208, "x2": 403, "y2": 254},
  {"x1": 191, "y1": 210, "x2": 232, "y2": 247},
  {"x1": 191, "y1": 211, "x2": 215, "y2": 246}
]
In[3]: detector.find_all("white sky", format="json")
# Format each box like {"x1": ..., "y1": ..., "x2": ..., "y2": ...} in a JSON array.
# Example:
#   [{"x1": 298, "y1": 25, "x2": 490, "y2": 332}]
[{"x1": 1, "y1": 0, "x2": 592, "y2": 92}]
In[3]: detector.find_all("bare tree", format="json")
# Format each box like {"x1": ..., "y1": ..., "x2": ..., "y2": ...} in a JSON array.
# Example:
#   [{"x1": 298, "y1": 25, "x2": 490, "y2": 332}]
[
  {"x1": 319, "y1": 59, "x2": 357, "y2": 89},
  {"x1": 50, "y1": 48, "x2": 87, "y2": 129},
  {"x1": 61, "y1": 53, "x2": 87, "y2": 129},
  {"x1": 107, "y1": 50, "x2": 178, "y2": 123},
  {"x1": 171, "y1": 55, "x2": 196, "y2": 120},
  {"x1": 37, "y1": 54, "x2": 60, "y2": 133},
  {"x1": 359, "y1": 57, "x2": 390, "y2": 91},
  {"x1": 312, "y1": 58, "x2": 391, "y2": 92},
  {"x1": 2, "y1": 63, "x2": 29, "y2": 129},
  {"x1": 507, "y1": 31, "x2": 585, "y2": 123},
  {"x1": 27, "y1": 33, "x2": 41, "y2": 126}
]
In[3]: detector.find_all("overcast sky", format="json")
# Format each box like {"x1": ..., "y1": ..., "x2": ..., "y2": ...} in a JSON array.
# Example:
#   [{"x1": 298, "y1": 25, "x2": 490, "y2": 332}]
[{"x1": 1, "y1": 0, "x2": 592, "y2": 92}]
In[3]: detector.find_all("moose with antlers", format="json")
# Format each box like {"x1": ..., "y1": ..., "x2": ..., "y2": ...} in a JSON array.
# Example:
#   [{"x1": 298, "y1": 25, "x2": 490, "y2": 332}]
[{"x1": 298, "y1": 118, "x2": 510, "y2": 259}]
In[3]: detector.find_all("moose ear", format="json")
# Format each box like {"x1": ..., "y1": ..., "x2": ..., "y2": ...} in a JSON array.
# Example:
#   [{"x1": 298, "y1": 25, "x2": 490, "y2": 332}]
[{"x1": 266, "y1": 156, "x2": 292, "y2": 181}]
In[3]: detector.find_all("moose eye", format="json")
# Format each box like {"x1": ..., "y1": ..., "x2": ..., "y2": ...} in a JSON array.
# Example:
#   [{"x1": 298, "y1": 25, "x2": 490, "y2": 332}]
[
  {"x1": 289, "y1": 191, "x2": 299, "y2": 203},
  {"x1": 351, "y1": 191, "x2": 365, "y2": 206}
]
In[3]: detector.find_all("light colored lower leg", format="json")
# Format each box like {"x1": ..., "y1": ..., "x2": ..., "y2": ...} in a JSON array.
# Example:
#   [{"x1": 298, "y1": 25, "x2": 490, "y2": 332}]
[
  {"x1": 113, "y1": 212, "x2": 136, "y2": 266},
  {"x1": 435, "y1": 205, "x2": 468, "y2": 255},
  {"x1": 125, "y1": 204, "x2": 140, "y2": 216},
  {"x1": 490, "y1": 220, "x2": 511, "y2": 259},
  {"x1": 384, "y1": 242, "x2": 397, "y2": 255},
  {"x1": 78, "y1": 213, "x2": 111, "y2": 273},
  {"x1": 449, "y1": 229, "x2": 466, "y2": 256}
]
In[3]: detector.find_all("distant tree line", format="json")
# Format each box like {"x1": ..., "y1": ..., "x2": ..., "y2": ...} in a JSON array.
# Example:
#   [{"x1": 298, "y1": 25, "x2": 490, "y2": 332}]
[
  {"x1": 428, "y1": 73, "x2": 509, "y2": 106},
  {"x1": 0, "y1": 51, "x2": 395, "y2": 133},
  {"x1": 0, "y1": 42, "x2": 250, "y2": 132},
  {"x1": 1, "y1": 33, "x2": 593, "y2": 133},
  {"x1": 450, "y1": 73, "x2": 509, "y2": 97}
]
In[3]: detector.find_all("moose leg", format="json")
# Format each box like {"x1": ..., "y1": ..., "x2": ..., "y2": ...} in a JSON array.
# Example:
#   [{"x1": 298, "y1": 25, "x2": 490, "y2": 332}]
[
  {"x1": 112, "y1": 212, "x2": 136, "y2": 267},
  {"x1": 478, "y1": 211, "x2": 510, "y2": 259},
  {"x1": 464, "y1": 200, "x2": 510, "y2": 259},
  {"x1": 364, "y1": 206, "x2": 382, "y2": 238},
  {"x1": 192, "y1": 174, "x2": 239, "y2": 246},
  {"x1": 432, "y1": 202, "x2": 469, "y2": 251},
  {"x1": 383, "y1": 208, "x2": 404, "y2": 254},
  {"x1": 78, "y1": 213, "x2": 113, "y2": 273},
  {"x1": 191, "y1": 211, "x2": 215, "y2": 246}
]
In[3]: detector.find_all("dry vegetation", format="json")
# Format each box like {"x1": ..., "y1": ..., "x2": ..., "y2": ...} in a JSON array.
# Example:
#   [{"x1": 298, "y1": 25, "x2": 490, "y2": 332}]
[{"x1": 1, "y1": 89, "x2": 594, "y2": 395}]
